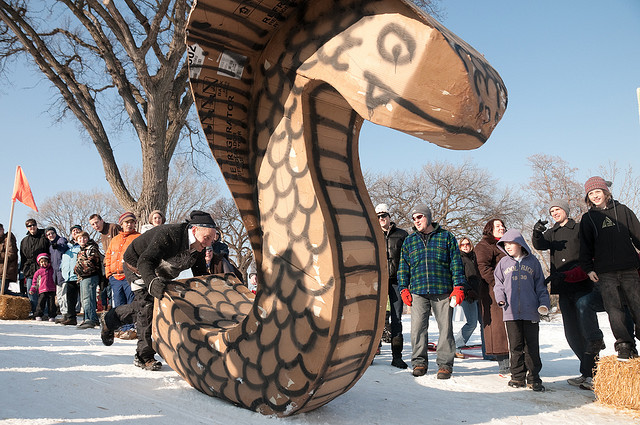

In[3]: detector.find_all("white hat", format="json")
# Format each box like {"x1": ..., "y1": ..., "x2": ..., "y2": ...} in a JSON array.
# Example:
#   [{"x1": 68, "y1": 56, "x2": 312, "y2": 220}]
[{"x1": 375, "y1": 203, "x2": 389, "y2": 215}]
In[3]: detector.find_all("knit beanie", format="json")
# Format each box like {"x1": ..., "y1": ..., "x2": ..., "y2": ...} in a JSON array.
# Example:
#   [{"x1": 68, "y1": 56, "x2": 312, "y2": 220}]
[
  {"x1": 37, "y1": 253, "x2": 50, "y2": 263},
  {"x1": 188, "y1": 210, "x2": 217, "y2": 228},
  {"x1": 548, "y1": 199, "x2": 570, "y2": 216},
  {"x1": 584, "y1": 176, "x2": 609, "y2": 195},
  {"x1": 410, "y1": 204, "x2": 432, "y2": 225},
  {"x1": 119, "y1": 211, "x2": 136, "y2": 225},
  {"x1": 69, "y1": 224, "x2": 82, "y2": 233},
  {"x1": 45, "y1": 226, "x2": 56, "y2": 234}
]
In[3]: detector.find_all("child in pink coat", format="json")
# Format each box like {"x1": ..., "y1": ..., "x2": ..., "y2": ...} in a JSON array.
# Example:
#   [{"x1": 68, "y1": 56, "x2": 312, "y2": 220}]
[{"x1": 30, "y1": 253, "x2": 57, "y2": 321}]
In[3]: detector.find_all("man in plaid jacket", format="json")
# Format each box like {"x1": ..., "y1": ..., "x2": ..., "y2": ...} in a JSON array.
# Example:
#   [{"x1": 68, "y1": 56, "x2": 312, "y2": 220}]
[{"x1": 397, "y1": 204, "x2": 467, "y2": 379}]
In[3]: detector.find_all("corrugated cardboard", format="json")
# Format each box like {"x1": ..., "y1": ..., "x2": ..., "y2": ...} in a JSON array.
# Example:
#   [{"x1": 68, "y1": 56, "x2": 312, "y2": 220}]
[{"x1": 154, "y1": 0, "x2": 507, "y2": 416}]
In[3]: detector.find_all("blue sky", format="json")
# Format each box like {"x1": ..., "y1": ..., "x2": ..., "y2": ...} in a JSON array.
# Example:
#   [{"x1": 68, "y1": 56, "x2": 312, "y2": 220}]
[{"x1": 1, "y1": 0, "x2": 639, "y2": 241}]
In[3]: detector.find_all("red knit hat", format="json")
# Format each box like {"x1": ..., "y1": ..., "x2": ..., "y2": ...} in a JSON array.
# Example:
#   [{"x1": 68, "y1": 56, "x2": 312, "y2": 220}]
[
  {"x1": 119, "y1": 211, "x2": 136, "y2": 225},
  {"x1": 37, "y1": 253, "x2": 50, "y2": 263},
  {"x1": 584, "y1": 176, "x2": 608, "y2": 195}
]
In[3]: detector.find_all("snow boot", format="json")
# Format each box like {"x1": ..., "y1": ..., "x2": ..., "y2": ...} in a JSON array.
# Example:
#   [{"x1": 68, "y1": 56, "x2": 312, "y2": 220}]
[
  {"x1": 134, "y1": 354, "x2": 162, "y2": 371},
  {"x1": 100, "y1": 312, "x2": 114, "y2": 346},
  {"x1": 391, "y1": 336, "x2": 407, "y2": 369}
]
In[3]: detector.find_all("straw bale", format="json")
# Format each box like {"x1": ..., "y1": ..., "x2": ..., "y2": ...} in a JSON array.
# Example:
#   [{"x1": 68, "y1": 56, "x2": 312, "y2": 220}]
[
  {"x1": 593, "y1": 355, "x2": 640, "y2": 411},
  {"x1": 0, "y1": 294, "x2": 31, "y2": 320}
]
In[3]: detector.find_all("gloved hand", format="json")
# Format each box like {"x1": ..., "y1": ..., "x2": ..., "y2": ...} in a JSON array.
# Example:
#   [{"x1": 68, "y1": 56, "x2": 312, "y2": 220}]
[
  {"x1": 148, "y1": 277, "x2": 167, "y2": 299},
  {"x1": 465, "y1": 289, "x2": 479, "y2": 302},
  {"x1": 449, "y1": 286, "x2": 465, "y2": 306},
  {"x1": 562, "y1": 266, "x2": 589, "y2": 283},
  {"x1": 533, "y1": 219, "x2": 548, "y2": 234},
  {"x1": 400, "y1": 288, "x2": 412, "y2": 307}
]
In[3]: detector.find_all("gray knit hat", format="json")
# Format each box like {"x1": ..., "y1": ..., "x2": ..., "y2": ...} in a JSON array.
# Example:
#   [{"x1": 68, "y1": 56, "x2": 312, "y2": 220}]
[
  {"x1": 548, "y1": 198, "x2": 570, "y2": 216},
  {"x1": 411, "y1": 204, "x2": 432, "y2": 224}
]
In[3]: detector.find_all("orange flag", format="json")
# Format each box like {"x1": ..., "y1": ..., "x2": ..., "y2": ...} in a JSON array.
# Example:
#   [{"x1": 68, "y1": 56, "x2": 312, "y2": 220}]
[{"x1": 12, "y1": 166, "x2": 38, "y2": 212}]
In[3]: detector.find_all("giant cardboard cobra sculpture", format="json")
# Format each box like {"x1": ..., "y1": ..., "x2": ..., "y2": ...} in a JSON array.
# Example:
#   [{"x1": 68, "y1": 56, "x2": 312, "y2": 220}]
[{"x1": 152, "y1": 0, "x2": 507, "y2": 416}]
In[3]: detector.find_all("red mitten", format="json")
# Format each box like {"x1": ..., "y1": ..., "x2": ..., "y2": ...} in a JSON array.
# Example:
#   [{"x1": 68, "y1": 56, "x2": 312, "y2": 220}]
[
  {"x1": 400, "y1": 288, "x2": 412, "y2": 307},
  {"x1": 562, "y1": 266, "x2": 589, "y2": 283},
  {"x1": 449, "y1": 286, "x2": 465, "y2": 305}
]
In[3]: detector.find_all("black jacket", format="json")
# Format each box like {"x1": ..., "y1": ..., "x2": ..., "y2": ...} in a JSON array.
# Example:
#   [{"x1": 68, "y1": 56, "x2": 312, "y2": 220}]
[
  {"x1": 123, "y1": 222, "x2": 207, "y2": 287},
  {"x1": 384, "y1": 223, "x2": 408, "y2": 281},
  {"x1": 460, "y1": 250, "x2": 481, "y2": 294},
  {"x1": 19, "y1": 228, "x2": 49, "y2": 279},
  {"x1": 579, "y1": 200, "x2": 640, "y2": 274},
  {"x1": 532, "y1": 218, "x2": 592, "y2": 294}
]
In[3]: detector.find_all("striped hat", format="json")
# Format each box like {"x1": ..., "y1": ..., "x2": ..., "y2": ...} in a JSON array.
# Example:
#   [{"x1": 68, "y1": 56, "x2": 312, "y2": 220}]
[{"x1": 119, "y1": 211, "x2": 136, "y2": 224}]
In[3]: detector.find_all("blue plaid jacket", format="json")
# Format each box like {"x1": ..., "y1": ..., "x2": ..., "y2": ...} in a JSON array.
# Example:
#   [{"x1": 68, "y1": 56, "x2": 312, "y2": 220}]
[{"x1": 397, "y1": 224, "x2": 466, "y2": 295}]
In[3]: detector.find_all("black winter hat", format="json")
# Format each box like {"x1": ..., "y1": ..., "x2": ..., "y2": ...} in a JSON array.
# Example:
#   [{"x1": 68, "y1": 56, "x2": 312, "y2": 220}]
[{"x1": 188, "y1": 210, "x2": 216, "y2": 228}]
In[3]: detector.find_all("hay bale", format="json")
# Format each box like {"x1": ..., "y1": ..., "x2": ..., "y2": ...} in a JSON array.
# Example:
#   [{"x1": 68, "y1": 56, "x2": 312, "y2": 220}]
[
  {"x1": 593, "y1": 355, "x2": 640, "y2": 411},
  {"x1": 0, "y1": 294, "x2": 31, "y2": 320}
]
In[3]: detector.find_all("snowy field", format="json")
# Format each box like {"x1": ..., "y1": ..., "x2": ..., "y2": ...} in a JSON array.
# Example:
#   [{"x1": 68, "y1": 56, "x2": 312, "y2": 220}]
[{"x1": 1, "y1": 311, "x2": 638, "y2": 425}]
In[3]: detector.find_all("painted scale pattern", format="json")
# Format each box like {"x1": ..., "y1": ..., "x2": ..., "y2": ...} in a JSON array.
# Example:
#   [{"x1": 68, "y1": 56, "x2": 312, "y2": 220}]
[{"x1": 152, "y1": 0, "x2": 507, "y2": 417}]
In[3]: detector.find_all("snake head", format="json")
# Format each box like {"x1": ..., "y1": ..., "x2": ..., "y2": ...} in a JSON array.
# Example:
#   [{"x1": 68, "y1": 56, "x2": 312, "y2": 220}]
[{"x1": 297, "y1": 4, "x2": 507, "y2": 149}]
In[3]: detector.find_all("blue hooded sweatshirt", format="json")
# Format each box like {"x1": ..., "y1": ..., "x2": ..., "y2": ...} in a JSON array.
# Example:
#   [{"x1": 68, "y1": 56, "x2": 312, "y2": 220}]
[{"x1": 493, "y1": 229, "x2": 550, "y2": 321}]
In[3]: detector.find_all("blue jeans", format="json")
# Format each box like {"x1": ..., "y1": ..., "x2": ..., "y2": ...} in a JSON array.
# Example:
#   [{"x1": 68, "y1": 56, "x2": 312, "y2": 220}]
[
  {"x1": 26, "y1": 278, "x2": 37, "y2": 313},
  {"x1": 455, "y1": 299, "x2": 479, "y2": 349},
  {"x1": 110, "y1": 276, "x2": 134, "y2": 307},
  {"x1": 79, "y1": 275, "x2": 99, "y2": 323},
  {"x1": 410, "y1": 293, "x2": 455, "y2": 371},
  {"x1": 558, "y1": 290, "x2": 603, "y2": 377}
]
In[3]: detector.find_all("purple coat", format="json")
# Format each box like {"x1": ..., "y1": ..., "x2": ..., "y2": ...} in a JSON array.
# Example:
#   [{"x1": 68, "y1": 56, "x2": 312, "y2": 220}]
[
  {"x1": 49, "y1": 235, "x2": 68, "y2": 285},
  {"x1": 493, "y1": 229, "x2": 550, "y2": 321}
]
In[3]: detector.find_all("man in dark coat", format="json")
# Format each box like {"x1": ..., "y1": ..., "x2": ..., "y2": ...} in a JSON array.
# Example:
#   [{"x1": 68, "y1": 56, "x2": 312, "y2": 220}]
[
  {"x1": 19, "y1": 218, "x2": 49, "y2": 313},
  {"x1": 532, "y1": 199, "x2": 604, "y2": 390},
  {"x1": 100, "y1": 210, "x2": 215, "y2": 371},
  {"x1": 375, "y1": 203, "x2": 409, "y2": 369},
  {"x1": 0, "y1": 223, "x2": 19, "y2": 294},
  {"x1": 46, "y1": 227, "x2": 69, "y2": 322}
]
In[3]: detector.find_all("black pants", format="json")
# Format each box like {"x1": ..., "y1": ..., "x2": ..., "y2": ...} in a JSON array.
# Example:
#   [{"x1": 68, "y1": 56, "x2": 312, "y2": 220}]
[
  {"x1": 106, "y1": 289, "x2": 155, "y2": 361},
  {"x1": 66, "y1": 281, "x2": 79, "y2": 318},
  {"x1": 35, "y1": 291, "x2": 57, "y2": 318},
  {"x1": 506, "y1": 320, "x2": 542, "y2": 383},
  {"x1": 389, "y1": 280, "x2": 403, "y2": 338},
  {"x1": 598, "y1": 269, "x2": 640, "y2": 349}
]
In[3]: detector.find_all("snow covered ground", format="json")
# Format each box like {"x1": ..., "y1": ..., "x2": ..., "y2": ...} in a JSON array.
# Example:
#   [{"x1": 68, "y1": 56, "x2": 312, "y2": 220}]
[{"x1": 1, "y1": 312, "x2": 637, "y2": 425}]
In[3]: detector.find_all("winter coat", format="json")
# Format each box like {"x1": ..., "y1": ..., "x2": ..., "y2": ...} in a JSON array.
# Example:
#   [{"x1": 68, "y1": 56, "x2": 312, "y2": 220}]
[
  {"x1": 494, "y1": 229, "x2": 550, "y2": 322},
  {"x1": 0, "y1": 231, "x2": 18, "y2": 282},
  {"x1": 397, "y1": 223, "x2": 466, "y2": 295},
  {"x1": 48, "y1": 235, "x2": 68, "y2": 285},
  {"x1": 19, "y1": 228, "x2": 49, "y2": 279},
  {"x1": 532, "y1": 218, "x2": 591, "y2": 295},
  {"x1": 383, "y1": 222, "x2": 408, "y2": 281},
  {"x1": 74, "y1": 240, "x2": 102, "y2": 279},
  {"x1": 474, "y1": 233, "x2": 508, "y2": 355},
  {"x1": 105, "y1": 231, "x2": 140, "y2": 280},
  {"x1": 31, "y1": 265, "x2": 56, "y2": 294},
  {"x1": 460, "y1": 250, "x2": 481, "y2": 294},
  {"x1": 61, "y1": 243, "x2": 81, "y2": 282},
  {"x1": 123, "y1": 223, "x2": 208, "y2": 289},
  {"x1": 98, "y1": 222, "x2": 122, "y2": 254},
  {"x1": 579, "y1": 200, "x2": 640, "y2": 274}
]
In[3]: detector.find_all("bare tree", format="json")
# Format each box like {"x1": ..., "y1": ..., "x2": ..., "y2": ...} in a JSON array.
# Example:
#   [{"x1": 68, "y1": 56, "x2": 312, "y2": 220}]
[
  {"x1": 366, "y1": 159, "x2": 528, "y2": 242},
  {"x1": 120, "y1": 157, "x2": 221, "y2": 225},
  {"x1": 33, "y1": 189, "x2": 120, "y2": 242},
  {"x1": 525, "y1": 154, "x2": 586, "y2": 219},
  {"x1": 598, "y1": 161, "x2": 640, "y2": 213},
  {"x1": 0, "y1": 1, "x2": 196, "y2": 219},
  {"x1": 210, "y1": 198, "x2": 252, "y2": 277}
]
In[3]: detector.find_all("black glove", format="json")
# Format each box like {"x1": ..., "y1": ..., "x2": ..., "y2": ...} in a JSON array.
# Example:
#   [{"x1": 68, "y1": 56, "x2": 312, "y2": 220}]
[
  {"x1": 465, "y1": 289, "x2": 479, "y2": 302},
  {"x1": 533, "y1": 219, "x2": 548, "y2": 234},
  {"x1": 148, "y1": 277, "x2": 167, "y2": 299}
]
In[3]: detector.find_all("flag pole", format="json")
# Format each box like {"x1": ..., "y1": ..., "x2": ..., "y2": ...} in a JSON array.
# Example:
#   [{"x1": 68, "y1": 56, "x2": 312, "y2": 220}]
[{"x1": 1, "y1": 198, "x2": 16, "y2": 296}]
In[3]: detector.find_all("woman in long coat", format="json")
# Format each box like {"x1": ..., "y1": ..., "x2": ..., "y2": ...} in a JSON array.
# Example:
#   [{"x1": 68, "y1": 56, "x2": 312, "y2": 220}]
[
  {"x1": 475, "y1": 218, "x2": 510, "y2": 375},
  {"x1": 0, "y1": 223, "x2": 18, "y2": 293}
]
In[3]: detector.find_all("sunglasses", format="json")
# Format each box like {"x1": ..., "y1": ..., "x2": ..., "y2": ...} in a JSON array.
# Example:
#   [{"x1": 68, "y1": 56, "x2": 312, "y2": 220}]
[
  {"x1": 377, "y1": 213, "x2": 389, "y2": 219},
  {"x1": 26, "y1": 224, "x2": 37, "y2": 228},
  {"x1": 412, "y1": 214, "x2": 424, "y2": 221},
  {"x1": 460, "y1": 242, "x2": 471, "y2": 247}
]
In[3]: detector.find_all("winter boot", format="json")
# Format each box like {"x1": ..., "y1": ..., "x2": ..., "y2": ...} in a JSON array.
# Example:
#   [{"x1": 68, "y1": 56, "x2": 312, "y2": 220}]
[
  {"x1": 616, "y1": 342, "x2": 638, "y2": 362},
  {"x1": 382, "y1": 311, "x2": 392, "y2": 343},
  {"x1": 390, "y1": 336, "x2": 408, "y2": 369},
  {"x1": 100, "y1": 312, "x2": 115, "y2": 346}
]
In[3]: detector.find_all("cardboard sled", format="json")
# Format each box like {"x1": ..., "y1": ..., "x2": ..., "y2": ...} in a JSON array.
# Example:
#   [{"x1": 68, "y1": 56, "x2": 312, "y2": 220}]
[{"x1": 153, "y1": 0, "x2": 507, "y2": 416}]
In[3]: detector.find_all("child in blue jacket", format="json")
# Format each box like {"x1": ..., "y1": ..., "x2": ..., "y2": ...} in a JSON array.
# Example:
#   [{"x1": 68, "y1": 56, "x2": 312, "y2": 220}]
[{"x1": 494, "y1": 229, "x2": 550, "y2": 392}]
